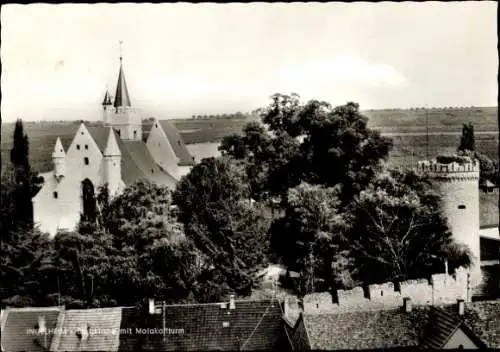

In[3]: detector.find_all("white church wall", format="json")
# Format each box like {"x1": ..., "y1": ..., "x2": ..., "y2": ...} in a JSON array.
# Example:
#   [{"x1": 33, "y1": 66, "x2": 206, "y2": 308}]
[{"x1": 34, "y1": 124, "x2": 105, "y2": 237}]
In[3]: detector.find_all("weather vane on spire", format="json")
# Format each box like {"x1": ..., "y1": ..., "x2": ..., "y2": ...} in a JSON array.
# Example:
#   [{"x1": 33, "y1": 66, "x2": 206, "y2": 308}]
[{"x1": 119, "y1": 40, "x2": 123, "y2": 62}]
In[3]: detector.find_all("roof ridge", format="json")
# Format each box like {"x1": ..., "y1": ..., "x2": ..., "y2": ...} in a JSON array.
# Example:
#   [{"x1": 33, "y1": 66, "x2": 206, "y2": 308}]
[
  {"x1": 65, "y1": 307, "x2": 123, "y2": 313},
  {"x1": 157, "y1": 298, "x2": 277, "y2": 308},
  {"x1": 5, "y1": 306, "x2": 63, "y2": 312}
]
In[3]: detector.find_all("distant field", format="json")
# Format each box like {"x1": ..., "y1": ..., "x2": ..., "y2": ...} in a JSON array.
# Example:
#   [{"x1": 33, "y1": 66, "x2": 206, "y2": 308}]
[
  {"x1": 364, "y1": 106, "x2": 498, "y2": 132},
  {"x1": 1, "y1": 107, "x2": 498, "y2": 174}
]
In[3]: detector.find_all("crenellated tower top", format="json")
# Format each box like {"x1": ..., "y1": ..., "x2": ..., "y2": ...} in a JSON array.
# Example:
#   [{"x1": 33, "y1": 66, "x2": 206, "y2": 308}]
[{"x1": 416, "y1": 155, "x2": 480, "y2": 181}]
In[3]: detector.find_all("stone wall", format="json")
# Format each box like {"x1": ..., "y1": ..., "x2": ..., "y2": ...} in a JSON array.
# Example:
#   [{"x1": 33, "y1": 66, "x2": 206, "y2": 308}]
[{"x1": 300, "y1": 267, "x2": 471, "y2": 314}]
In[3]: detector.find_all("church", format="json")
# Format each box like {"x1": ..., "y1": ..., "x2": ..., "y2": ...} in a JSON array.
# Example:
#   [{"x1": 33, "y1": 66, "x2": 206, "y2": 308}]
[{"x1": 33, "y1": 56, "x2": 196, "y2": 237}]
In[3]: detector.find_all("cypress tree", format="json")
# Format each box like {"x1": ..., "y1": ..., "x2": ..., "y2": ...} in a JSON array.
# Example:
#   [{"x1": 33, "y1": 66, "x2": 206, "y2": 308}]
[{"x1": 9, "y1": 119, "x2": 34, "y2": 229}]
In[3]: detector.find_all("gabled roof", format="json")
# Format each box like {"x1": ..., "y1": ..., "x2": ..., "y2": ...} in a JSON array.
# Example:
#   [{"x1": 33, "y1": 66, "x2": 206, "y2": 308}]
[
  {"x1": 481, "y1": 180, "x2": 497, "y2": 188},
  {"x1": 85, "y1": 125, "x2": 177, "y2": 188},
  {"x1": 301, "y1": 307, "x2": 429, "y2": 350},
  {"x1": 119, "y1": 299, "x2": 285, "y2": 351},
  {"x1": 120, "y1": 141, "x2": 177, "y2": 188},
  {"x1": 420, "y1": 307, "x2": 464, "y2": 349},
  {"x1": 158, "y1": 120, "x2": 196, "y2": 166},
  {"x1": 86, "y1": 126, "x2": 111, "y2": 153},
  {"x1": 421, "y1": 306, "x2": 488, "y2": 349},
  {"x1": 1, "y1": 306, "x2": 64, "y2": 352},
  {"x1": 441, "y1": 301, "x2": 500, "y2": 349},
  {"x1": 51, "y1": 308, "x2": 122, "y2": 352},
  {"x1": 114, "y1": 61, "x2": 131, "y2": 108}
]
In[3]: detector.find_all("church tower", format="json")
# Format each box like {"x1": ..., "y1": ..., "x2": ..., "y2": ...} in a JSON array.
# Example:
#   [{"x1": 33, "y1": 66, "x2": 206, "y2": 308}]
[
  {"x1": 102, "y1": 89, "x2": 113, "y2": 125},
  {"x1": 102, "y1": 128, "x2": 122, "y2": 196},
  {"x1": 107, "y1": 48, "x2": 142, "y2": 141},
  {"x1": 52, "y1": 137, "x2": 66, "y2": 179}
]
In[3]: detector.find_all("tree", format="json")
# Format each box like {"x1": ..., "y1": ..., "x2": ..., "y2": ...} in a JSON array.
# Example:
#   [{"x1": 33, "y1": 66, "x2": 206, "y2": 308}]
[
  {"x1": 8, "y1": 119, "x2": 43, "y2": 230},
  {"x1": 346, "y1": 169, "x2": 472, "y2": 284},
  {"x1": 46, "y1": 181, "x2": 207, "y2": 308},
  {"x1": 456, "y1": 122, "x2": 498, "y2": 185},
  {"x1": 219, "y1": 94, "x2": 393, "y2": 205},
  {"x1": 270, "y1": 183, "x2": 353, "y2": 295},
  {"x1": 173, "y1": 157, "x2": 272, "y2": 296},
  {"x1": 458, "y1": 122, "x2": 475, "y2": 153}
]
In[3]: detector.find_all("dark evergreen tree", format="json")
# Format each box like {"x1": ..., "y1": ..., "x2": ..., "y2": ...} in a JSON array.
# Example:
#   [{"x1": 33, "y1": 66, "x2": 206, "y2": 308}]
[{"x1": 457, "y1": 122, "x2": 475, "y2": 153}]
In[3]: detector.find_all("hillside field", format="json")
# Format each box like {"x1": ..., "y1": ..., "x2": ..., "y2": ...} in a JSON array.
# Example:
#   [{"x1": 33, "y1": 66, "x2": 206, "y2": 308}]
[
  {"x1": 2, "y1": 107, "x2": 498, "y2": 174},
  {"x1": 1, "y1": 107, "x2": 498, "y2": 226}
]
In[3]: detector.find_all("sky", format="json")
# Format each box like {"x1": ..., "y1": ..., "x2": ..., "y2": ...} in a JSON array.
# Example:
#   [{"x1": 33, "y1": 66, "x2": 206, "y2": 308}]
[{"x1": 1, "y1": 2, "x2": 498, "y2": 122}]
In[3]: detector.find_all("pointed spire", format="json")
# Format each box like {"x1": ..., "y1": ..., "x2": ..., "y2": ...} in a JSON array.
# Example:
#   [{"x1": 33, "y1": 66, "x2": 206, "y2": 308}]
[
  {"x1": 104, "y1": 128, "x2": 121, "y2": 157},
  {"x1": 52, "y1": 137, "x2": 65, "y2": 158},
  {"x1": 113, "y1": 52, "x2": 131, "y2": 108},
  {"x1": 102, "y1": 89, "x2": 112, "y2": 106}
]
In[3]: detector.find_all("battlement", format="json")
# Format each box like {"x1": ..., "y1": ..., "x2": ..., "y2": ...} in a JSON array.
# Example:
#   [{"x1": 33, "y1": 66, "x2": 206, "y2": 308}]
[
  {"x1": 297, "y1": 266, "x2": 471, "y2": 314},
  {"x1": 416, "y1": 158, "x2": 480, "y2": 180}
]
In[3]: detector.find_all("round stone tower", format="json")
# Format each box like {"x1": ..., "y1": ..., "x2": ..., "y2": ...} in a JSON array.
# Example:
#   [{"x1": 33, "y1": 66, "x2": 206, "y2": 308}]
[{"x1": 417, "y1": 155, "x2": 481, "y2": 286}]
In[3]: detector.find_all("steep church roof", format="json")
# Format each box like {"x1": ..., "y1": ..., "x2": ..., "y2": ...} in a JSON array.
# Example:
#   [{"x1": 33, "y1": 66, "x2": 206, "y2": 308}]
[
  {"x1": 158, "y1": 120, "x2": 196, "y2": 166},
  {"x1": 113, "y1": 59, "x2": 131, "y2": 108},
  {"x1": 102, "y1": 90, "x2": 112, "y2": 106},
  {"x1": 86, "y1": 126, "x2": 177, "y2": 189}
]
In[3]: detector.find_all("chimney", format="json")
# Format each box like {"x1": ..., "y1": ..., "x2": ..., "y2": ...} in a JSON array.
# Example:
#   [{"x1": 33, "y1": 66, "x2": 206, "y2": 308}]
[
  {"x1": 229, "y1": 295, "x2": 235, "y2": 310},
  {"x1": 76, "y1": 323, "x2": 89, "y2": 341},
  {"x1": 457, "y1": 299, "x2": 465, "y2": 316},
  {"x1": 403, "y1": 297, "x2": 412, "y2": 313},
  {"x1": 149, "y1": 298, "x2": 155, "y2": 315},
  {"x1": 37, "y1": 315, "x2": 47, "y2": 334}
]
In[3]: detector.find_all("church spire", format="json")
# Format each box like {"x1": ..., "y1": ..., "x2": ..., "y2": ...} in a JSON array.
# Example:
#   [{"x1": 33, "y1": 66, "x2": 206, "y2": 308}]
[
  {"x1": 102, "y1": 89, "x2": 112, "y2": 106},
  {"x1": 113, "y1": 41, "x2": 131, "y2": 108}
]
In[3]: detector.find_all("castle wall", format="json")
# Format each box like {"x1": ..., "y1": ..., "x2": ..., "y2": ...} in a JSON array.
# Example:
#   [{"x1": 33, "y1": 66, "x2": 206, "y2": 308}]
[{"x1": 301, "y1": 267, "x2": 471, "y2": 314}]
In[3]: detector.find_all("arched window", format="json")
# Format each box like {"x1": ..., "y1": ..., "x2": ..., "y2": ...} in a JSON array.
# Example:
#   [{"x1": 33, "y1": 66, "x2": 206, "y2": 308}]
[
  {"x1": 133, "y1": 130, "x2": 137, "y2": 139},
  {"x1": 81, "y1": 179, "x2": 96, "y2": 222},
  {"x1": 84, "y1": 157, "x2": 89, "y2": 165},
  {"x1": 53, "y1": 191, "x2": 58, "y2": 199},
  {"x1": 77, "y1": 144, "x2": 80, "y2": 150},
  {"x1": 85, "y1": 145, "x2": 88, "y2": 150}
]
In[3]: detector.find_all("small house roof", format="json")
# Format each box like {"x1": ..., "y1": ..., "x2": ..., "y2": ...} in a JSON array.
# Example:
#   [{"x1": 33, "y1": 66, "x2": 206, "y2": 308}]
[
  {"x1": 0, "y1": 306, "x2": 64, "y2": 352},
  {"x1": 118, "y1": 299, "x2": 285, "y2": 351},
  {"x1": 51, "y1": 308, "x2": 122, "y2": 352}
]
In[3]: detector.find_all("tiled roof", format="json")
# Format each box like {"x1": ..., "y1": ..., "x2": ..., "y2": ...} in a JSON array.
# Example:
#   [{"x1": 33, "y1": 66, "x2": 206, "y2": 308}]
[
  {"x1": 420, "y1": 307, "x2": 463, "y2": 349},
  {"x1": 302, "y1": 307, "x2": 429, "y2": 350},
  {"x1": 120, "y1": 141, "x2": 177, "y2": 188},
  {"x1": 86, "y1": 126, "x2": 177, "y2": 189},
  {"x1": 0, "y1": 306, "x2": 64, "y2": 352},
  {"x1": 86, "y1": 126, "x2": 111, "y2": 153},
  {"x1": 158, "y1": 120, "x2": 196, "y2": 166},
  {"x1": 51, "y1": 308, "x2": 122, "y2": 352},
  {"x1": 119, "y1": 299, "x2": 285, "y2": 351},
  {"x1": 442, "y1": 300, "x2": 500, "y2": 349}
]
